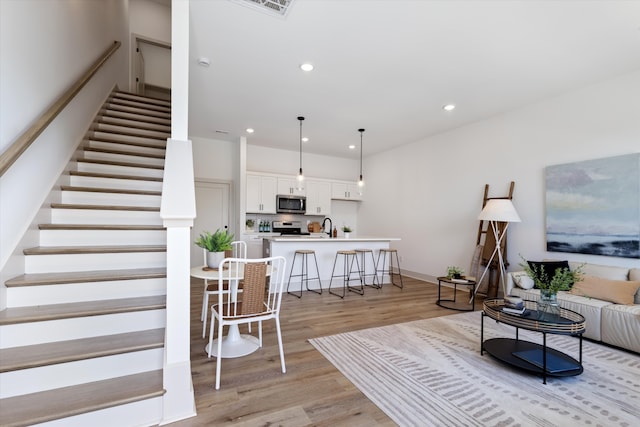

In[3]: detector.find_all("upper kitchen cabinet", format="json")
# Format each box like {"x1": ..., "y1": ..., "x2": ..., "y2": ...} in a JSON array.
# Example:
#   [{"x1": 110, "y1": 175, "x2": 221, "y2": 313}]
[
  {"x1": 277, "y1": 177, "x2": 305, "y2": 196},
  {"x1": 331, "y1": 181, "x2": 363, "y2": 201},
  {"x1": 305, "y1": 179, "x2": 332, "y2": 215},
  {"x1": 246, "y1": 174, "x2": 277, "y2": 213}
]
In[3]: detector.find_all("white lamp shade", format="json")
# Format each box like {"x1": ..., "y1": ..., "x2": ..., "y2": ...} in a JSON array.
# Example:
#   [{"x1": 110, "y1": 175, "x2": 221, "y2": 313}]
[{"x1": 478, "y1": 199, "x2": 521, "y2": 222}]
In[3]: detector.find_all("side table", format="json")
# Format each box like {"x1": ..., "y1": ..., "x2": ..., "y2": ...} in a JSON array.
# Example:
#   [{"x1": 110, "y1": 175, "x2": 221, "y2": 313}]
[{"x1": 436, "y1": 276, "x2": 477, "y2": 311}]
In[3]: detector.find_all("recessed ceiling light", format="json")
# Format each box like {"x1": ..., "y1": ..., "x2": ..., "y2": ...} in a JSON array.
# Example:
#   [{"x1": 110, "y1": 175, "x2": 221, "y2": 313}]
[
  {"x1": 246, "y1": 128, "x2": 254, "y2": 134},
  {"x1": 348, "y1": 144, "x2": 356, "y2": 150},
  {"x1": 300, "y1": 63, "x2": 314, "y2": 72},
  {"x1": 443, "y1": 104, "x2": 456, "y2": 111},
  {"x1": 302, "y1": 137, "x2": 309, "y2": 142}
]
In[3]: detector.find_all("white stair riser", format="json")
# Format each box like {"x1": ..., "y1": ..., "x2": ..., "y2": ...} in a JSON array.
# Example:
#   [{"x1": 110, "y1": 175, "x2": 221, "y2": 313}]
[
  {"x1": 51, "y1": 209, "x2": 162, "y2": 225},
  {"x1": 25, "y1": 252, "x2": 166, "y2": 274},
  {"x1": 103, "y1": 107, "x2": 170, "y2": 123},
  {"x1": 92, "y1": 130, "x2": 167, "y2": 146},
  {"x1": 114, "y1": 92, "x2": 171, "y2": 106},
  {"x1": 95, "y1": 122, "x2": 170, "y2": 138},
  {"x1": 105, "y1": 103, "x2": 171, "y2": 120},
  {"x1": 98, "y1": 117, "x2": 171, "y2": 133},
  {"x1": 86, "y1": 140, "x2": 166, "y2": 157},
  {"x1": 82, "y1": 151, "x2": 165, "y2": 167},
  {"x1": 32, "y1": 396, "x2": 163, "y2": 427},
  {"x1": 61, "y1": 191, "x2": 161, "y2": 207},
  {"x1": 109, "y1": 99, "x2": 171, "y2": 113},
  {"x1": 77, "y1": 161, "x2": 164, "y2": 178},
  {"x1": 7, "y1": 278, "x2": 167, "y2": 307},
  {"x1": 0, "y1": 310, "x2": 166, "y2": 348},
  {"x1": 40, "y1": 229, "x2": 166, "y2": 246},
  {"x1": 69, "y1": 175, "x2": 162, "y2": 192},
  {"x1": 0, "y1": 348, "x2": 164, "y2": 398}
]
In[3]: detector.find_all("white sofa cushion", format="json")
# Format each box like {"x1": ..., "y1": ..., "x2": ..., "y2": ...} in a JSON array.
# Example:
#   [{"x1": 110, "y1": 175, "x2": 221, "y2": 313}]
[
  {"x1": 629, "y1": 269, "x2": 640, "y2": 304},
  {"x1": 511, "y1": 271, "x2": 535, "y2": 290},
  {"x1": 569, "y1": 261, "x2": 629, "y2": 281},
  {"x1": 601, "y1": 304, "x2": 640, "y2": 354}
]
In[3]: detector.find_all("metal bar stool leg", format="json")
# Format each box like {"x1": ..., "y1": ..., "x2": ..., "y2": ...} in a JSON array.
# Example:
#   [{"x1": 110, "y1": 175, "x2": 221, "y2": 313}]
[
  {"x1": 328, "y1": 252, "x2": 345, "y2": 298},
  {"x1": 305, "y1": 251, "x2": 322, "y2": 295},
  {"x1": 346, "y1": 253, "x2": 364, "y2": 295},
  {"x1": 356, "y1": 249, "x2": 380, "y2": 289},
  {"x1": 287, "y1": 251, "x2": 303, "y2": 298},
  {"x1": 288, "y1": 250, "x2": 322, "y2": 297}
]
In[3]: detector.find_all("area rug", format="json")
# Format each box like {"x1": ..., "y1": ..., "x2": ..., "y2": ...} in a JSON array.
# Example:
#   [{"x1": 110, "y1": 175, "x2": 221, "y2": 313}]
[{"x1": 309, "y1": 312, "x2": 640, "y2": 427}]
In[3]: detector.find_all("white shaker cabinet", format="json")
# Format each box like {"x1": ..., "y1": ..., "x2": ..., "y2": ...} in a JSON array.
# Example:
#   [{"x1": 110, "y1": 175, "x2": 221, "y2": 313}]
[
  {"x1": 331, "y1": 182, "x2": 363, "y2": 201},
  {"x1": 305, "y1": 180, "x2": 332, "y2": 215},
  {"x1": 277, "y1": 177, "x2": 305, "y2": 196},
  {"x1": 246, "y1": 174, "x2": 277, "y2": 213}
]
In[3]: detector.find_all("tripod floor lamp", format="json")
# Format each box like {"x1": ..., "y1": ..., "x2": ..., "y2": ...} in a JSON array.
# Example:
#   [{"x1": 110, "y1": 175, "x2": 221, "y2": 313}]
[{"x1": 473, "y1": 199, "x2": 521, "y2": 298}]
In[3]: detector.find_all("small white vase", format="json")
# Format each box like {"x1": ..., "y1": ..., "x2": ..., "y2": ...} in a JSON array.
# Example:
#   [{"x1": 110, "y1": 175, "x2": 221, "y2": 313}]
[
  {"x1": 206, "y1": 251, "x2": 225, "y2": 269},
  {"x1": 344, "y1": 232, "x2": 351, "y2": 239}
]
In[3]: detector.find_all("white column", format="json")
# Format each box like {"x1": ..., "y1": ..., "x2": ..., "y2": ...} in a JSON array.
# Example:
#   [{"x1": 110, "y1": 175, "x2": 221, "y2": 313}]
[{"x1": 160, "y1": 0, "x2": 196, "y2": 424}]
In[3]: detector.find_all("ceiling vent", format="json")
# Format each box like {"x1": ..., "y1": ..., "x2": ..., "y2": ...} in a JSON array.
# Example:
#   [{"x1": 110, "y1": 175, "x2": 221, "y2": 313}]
[{"x1": 228, "y1": 0, "x2": 295, "y2": 18}]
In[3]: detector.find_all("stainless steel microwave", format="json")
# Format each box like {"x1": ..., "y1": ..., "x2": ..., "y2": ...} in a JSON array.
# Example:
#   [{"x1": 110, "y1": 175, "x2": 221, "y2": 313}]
[{"x1": 276, "y1": 195, "x2": 306, "y2": 213}]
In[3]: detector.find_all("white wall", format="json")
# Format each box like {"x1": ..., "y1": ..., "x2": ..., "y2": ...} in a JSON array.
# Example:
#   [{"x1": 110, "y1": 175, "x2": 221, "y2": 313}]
[
  {"x1": 360, "y1": 70, "x2": 640, "y2": 281},
  {"x1": 0, "y1": 0, "x2": 130, "y2": 306}
]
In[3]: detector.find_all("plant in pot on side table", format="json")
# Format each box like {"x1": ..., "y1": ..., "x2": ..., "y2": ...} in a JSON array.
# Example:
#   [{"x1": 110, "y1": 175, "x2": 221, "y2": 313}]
[
  {"x1": 520, "y1": 258, "x2": 584, "y2": 318},
  {"x1": 195, "y1": 229, "x2": 234, "y2": 269}
]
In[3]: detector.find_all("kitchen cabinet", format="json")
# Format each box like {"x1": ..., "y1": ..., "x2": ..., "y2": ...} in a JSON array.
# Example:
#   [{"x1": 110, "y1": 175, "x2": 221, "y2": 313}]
[
  {"x1": 331, "y1": 182, "x2": 363, "y2": 201},
  {"x1": 246, "y1": 174, "x2": 277, "y2": 213},
  {"x1": 305, "y1": 180, "x2": 332, "y2": 215},
  {"x1": 277, "y1": 177, "x2": 305, "y2": 196}
]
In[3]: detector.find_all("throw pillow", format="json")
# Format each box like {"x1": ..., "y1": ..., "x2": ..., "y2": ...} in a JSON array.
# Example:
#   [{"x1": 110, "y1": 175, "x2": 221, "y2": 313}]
[
  {"x1": 527, "y1": 260, "x2": 572, "y2": 288},
  {"x1": 512, "y1": 272, "x2": 535, "y2": 289},
  {"x1": 569, "y1": 275, "x2": 640, "y2": 305}
]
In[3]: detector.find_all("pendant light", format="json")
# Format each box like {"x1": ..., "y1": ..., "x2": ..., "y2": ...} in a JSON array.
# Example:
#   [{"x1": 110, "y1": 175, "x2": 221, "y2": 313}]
[
  {"x1": 297, "y1": 116, "x2": 305, "y2": 188},
  {"x1": 358, "y1": 128, "x2": 365, "y2": 189}
]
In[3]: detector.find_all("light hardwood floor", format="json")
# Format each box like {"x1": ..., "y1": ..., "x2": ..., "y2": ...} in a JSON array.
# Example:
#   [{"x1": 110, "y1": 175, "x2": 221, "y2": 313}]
[{"x1": 170, "y1": 276, "x2": 483, "y2": 426}]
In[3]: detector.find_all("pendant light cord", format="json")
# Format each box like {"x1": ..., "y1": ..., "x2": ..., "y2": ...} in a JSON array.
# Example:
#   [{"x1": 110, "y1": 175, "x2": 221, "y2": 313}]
[
  {"x1": 358, "y1": 128, "x2": 365, "y2": 183},
  {"x1": 298, "y1": 116, "x2": 304, "y2": 178}
]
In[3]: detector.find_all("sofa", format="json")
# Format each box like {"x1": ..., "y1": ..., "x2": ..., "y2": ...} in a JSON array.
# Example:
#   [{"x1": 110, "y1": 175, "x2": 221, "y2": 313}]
[{"x1": 506, "y1": 261, "x2": 640, "y2": 354}]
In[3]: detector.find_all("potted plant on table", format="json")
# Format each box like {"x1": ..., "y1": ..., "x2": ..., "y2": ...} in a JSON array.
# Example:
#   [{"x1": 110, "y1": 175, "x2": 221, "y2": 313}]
[
  {"x1": 520, "y1": 258, "x2": 584, "y2": 315},
  {"x1": 446, "y1": 266, "x2": 465, "y2": 280},
  {"x1": 341, "y1": 225, "x2": 352, "y2": 238},
  {"x1": 195, "y1": 229, "x2": 234, "y2": 268}
]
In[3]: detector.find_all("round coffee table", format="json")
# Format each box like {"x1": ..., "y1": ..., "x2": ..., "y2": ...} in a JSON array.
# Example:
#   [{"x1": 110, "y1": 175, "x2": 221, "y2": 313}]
[{"x1": 481, "y1": 298, "x2": 586, "y2": 384}]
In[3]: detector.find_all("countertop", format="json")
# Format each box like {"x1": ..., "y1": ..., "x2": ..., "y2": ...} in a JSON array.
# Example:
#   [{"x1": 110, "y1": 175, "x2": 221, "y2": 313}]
[{"x1": 268, "y1": 236, "x2": 400, "y2": 242}]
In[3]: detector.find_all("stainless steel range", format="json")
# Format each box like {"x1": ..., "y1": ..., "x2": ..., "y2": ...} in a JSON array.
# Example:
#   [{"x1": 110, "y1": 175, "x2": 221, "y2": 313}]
[{"x1": 271, "y1": 221, "x2": 310, "y2": 235}]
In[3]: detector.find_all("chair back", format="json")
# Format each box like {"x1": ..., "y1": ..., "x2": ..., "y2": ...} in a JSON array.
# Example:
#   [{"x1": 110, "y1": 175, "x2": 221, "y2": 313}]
[{"x1": 216, "y1": 256, "x2": 286, "y2": 319}]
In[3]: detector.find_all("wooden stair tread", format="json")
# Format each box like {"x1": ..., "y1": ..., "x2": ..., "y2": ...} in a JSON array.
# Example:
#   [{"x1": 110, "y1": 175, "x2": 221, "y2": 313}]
[
  {"x1": 60, "y1": 185, "x2": 162, "y2": 196},
  {"x1": 114, "y1": 91, "x2": 171, "y2": 106},
  {"x1": 82, "y1": 147, "x2": 166, "y2": 160},
  {"x1": 0, "y1": 295, "x2": 166, "y2": 325},
  {"x1": 105, "y1": 103, "x2": 171, "y2": 120},
  {"x1": 97, "y1": 116, "x2": 171, "y2": 133},
  {"x1": 77, "y1": 157, "x2": 164, "y2": 170},
  {"x1": 100, "y1": 109, "x2": 171, "y2": 126},
  {"x1": 5, "y1": 267, "x2": 167, "y2": 287},
  {"x1": 109, "y1": 97, "x2": 171, "y2": 113},
  {"x1": 0, "y1": 329, "x2": 165, "y2": 372},
  {"x1": 69, "y1": 170, "x2": 163, "y2": 182},
  {"x1": 23, "y1": 245, "x2": 166, "y2": 255},
  {"x1": 0, "y1": 370, "x2": 164, "y2": 427},
  {"x1": 85, "y1": 135, "x2": 167, "y2": 150},
  {"x1": 39, "y1": 224, "x2": 165, "y2": 231},
  {"x1": 51, "y1": 203, "x2": 160, "y2": 211}
]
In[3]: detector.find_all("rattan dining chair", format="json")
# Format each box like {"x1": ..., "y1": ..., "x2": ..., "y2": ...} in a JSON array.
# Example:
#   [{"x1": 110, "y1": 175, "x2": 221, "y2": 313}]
[
  {"x1": 207, "y1": 256, "x2": 287, "y2": 390},
  {"x1": 201, "y1": 241, "x2": 247, "y2": 338}
]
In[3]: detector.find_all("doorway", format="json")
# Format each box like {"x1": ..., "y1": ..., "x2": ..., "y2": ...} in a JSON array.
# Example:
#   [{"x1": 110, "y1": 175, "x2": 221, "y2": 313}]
[{"x1": 191, "y1": 180, "x2": 231, "y2": 267}]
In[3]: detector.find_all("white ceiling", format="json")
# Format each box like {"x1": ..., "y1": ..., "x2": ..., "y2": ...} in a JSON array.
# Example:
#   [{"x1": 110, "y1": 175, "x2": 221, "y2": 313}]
[{"x1": 188, "y1": 0, "x2": 640, "y2": 159}]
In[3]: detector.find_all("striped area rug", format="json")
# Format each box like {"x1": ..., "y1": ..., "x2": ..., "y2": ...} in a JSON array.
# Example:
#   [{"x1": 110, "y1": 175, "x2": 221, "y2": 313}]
[{"x1": 309, "y1": 312, "x2": 640, "y2": 427}]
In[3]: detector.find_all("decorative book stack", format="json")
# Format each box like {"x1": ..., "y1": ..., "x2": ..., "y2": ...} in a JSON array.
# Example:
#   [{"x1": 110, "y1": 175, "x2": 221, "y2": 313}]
[{"x1": 503, "y1": 295, "x2": 526, "y2": 315}]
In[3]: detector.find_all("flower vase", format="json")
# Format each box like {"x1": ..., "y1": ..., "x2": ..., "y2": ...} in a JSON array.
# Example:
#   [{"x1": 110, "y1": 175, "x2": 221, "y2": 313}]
[
  {"x1": 206, "y1": 251, "x2": 225, "y2": 269},
  {"x1": 537, "y1": 289, "x2": 560, "y2": 319}
]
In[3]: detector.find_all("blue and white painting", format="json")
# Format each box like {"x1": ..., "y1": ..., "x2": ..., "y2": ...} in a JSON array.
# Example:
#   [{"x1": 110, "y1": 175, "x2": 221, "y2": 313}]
[{"x1": 545, "y1": 153, "x2": 640, "y2": 259}]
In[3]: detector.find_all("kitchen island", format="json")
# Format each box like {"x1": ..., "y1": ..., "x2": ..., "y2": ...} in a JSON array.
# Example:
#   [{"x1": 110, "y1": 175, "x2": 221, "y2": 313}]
[{"x1": 264, "y1": 236, "x2": 401, "y2": 291}]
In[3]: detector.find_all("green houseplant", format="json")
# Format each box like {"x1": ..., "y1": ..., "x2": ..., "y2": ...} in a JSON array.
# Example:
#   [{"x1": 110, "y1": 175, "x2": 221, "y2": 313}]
[
  {"x1": 195, "y1": 229, "x2": 234, "y2": 268},
  {"x1": 446, "y1": 266, "x2": 464, "y2": 279},
  {"x1": 341, "y1": 225, "x2": 352, "y2": 238}
]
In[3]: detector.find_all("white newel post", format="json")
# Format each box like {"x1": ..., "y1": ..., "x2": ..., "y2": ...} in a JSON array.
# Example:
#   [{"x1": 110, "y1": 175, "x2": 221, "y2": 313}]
[{"x1": 160, "y1": 0, "x2": 196, "y2": 424}]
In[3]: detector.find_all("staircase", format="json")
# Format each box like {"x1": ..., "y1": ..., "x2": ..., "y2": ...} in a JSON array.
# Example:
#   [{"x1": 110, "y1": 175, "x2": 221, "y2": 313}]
[{"x1": 0, "y1": 92, "x2": 171, "y2": 427}]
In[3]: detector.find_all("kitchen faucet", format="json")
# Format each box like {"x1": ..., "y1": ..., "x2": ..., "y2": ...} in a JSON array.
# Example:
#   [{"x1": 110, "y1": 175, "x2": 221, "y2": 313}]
[{"x1": 322, "y1": 217, "x2": 333, "y2": 238}]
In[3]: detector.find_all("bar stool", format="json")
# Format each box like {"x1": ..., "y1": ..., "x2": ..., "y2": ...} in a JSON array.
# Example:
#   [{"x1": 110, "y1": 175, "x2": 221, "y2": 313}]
[
  {"x1": 355, "y1": 249, "x2": 380, "y2": 288},
  {"x1": 287, "y1": 249, "x2": 322, "y2": 298},
  {"x1": 328, "y1": 250, "x2": 364, "y2": 298},
  {"x1": 376, "y1": 248, "x2": 404, "y2": 289}
]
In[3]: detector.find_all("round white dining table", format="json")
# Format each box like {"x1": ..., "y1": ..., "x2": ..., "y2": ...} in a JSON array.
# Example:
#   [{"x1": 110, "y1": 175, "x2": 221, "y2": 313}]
[{"x1": 190, "y1": 264, "x2": 268, "y2": 358}]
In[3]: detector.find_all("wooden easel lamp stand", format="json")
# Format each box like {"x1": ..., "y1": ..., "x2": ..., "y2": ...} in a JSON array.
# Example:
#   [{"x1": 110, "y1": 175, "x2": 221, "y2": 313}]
[{"x1": 473, "y1": 199, "x2": 521, "y2": 298}]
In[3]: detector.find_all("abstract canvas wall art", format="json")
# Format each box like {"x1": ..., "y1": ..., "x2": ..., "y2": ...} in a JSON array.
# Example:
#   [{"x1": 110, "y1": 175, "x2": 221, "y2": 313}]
[{"x1": 545, "y1": 153, "x2": 640, "y2": 259}]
